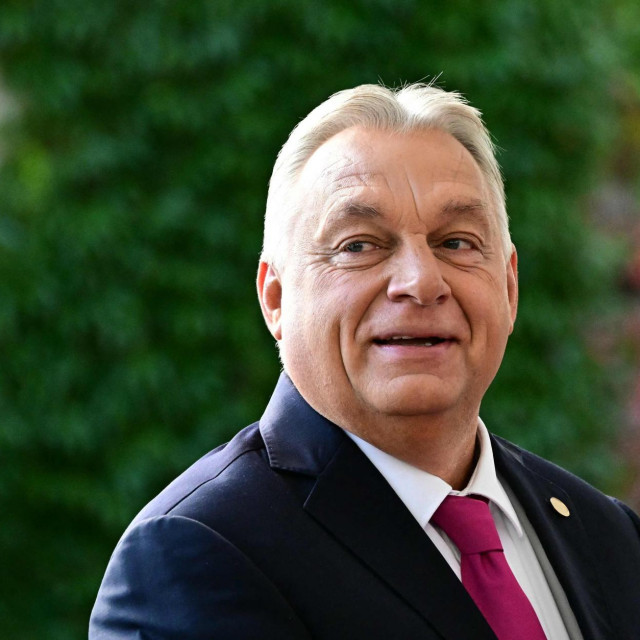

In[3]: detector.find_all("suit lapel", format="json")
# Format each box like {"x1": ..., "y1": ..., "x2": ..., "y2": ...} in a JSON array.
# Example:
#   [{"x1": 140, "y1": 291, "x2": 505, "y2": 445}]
[
  {"x1": 304, "y1": 437, "x2": 497, "y2": 640},
  {"x1": 260, "y1": 375, "x2": 496, "y2": 640},
  {"x1": 492, "y1": 436, "x2": 613, "y2": 640}
]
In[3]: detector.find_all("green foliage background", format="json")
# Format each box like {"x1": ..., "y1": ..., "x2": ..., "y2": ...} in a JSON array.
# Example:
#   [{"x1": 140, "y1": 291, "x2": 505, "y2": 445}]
[{"x1": 0, "y1": 1, "x2": 638, "y2": 637}]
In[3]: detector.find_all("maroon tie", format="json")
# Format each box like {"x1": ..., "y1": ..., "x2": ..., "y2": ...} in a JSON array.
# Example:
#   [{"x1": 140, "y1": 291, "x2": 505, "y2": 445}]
[{"x1": 431, "y1": 495, "x2": 547, "y2": 640}]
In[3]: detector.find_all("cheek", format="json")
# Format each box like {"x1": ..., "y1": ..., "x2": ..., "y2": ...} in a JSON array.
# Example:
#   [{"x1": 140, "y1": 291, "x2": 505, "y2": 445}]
[
  {"x1": 474, "y1": 297, "x2": 514, "y2": 357},
  {"x1": 285, "y1": 268, "x2": 384, "y2": 347},
  {"x1": 455, "y1": 278, "x2": 513, "y2": 346},
  {"x1": 280, "y1": 281, "x2": 339, "y2": 349}
]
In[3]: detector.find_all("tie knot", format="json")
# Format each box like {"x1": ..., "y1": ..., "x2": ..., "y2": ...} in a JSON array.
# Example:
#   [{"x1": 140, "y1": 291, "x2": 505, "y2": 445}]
[{"x1": 431, "y1": 495, "x2": 503, "y2": 555}]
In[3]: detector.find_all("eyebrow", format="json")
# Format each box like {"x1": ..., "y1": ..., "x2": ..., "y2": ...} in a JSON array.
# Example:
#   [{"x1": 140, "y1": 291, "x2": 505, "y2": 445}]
[
  {"x1": 440, "y1": 198, "x2": 489, "y2": 216},
  {"x1": 315, "y1": 200, "x2": 384, "y2": 239},
  {"x1": 336, "y1": 201, "x2": 384, "y2": 220},
  {"x1": 334, "y1": 198, "x2": 488, "y2": 221},
  {"x1": 318, "y1": 196, "x2": 489, "y2": 239}
]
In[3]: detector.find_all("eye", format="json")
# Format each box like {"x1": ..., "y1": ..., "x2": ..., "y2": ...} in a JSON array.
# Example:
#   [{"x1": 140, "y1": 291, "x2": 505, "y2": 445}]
[
  {"x1": 343, "y1": 240, "x2": 378, "y2": 253},
  {"x1": 333, "y1": 237, "x2": 387, "y2": 267},
  {"x1": 442, "y1": 238, "x2": 474, "y2": 251}
]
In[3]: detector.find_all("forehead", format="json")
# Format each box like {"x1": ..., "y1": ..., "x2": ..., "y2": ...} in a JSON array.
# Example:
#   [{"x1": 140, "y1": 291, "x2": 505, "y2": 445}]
[{"x1": 295, "y1": 126, "x2": 489, "y2": 220}]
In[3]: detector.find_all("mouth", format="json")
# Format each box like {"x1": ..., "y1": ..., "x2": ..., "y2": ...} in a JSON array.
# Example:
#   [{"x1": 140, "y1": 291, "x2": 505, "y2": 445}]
[{"x1": 373, "y1": 335, "x2": 452, "y2": 347}]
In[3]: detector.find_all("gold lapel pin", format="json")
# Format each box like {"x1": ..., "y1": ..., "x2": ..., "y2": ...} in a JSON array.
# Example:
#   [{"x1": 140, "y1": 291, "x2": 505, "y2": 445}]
[{"x1": 550, "y1": 497, "x2": 570, "y2": 517}]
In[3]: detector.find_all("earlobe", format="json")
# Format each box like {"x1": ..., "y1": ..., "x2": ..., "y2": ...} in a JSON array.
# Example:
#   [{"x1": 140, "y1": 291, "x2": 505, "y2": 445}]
[
  {"x1": 507, "y1": 246, "x2": 519, "y2": 334},
  {"x1": 257, "y1": 261, "x2": 283, "y2": 341}
]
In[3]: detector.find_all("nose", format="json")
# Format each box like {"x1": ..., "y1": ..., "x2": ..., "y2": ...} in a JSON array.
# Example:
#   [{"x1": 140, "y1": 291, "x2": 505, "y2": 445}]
[{"x1": 386, "y1": 242, "x2": 451, "y2": 306}]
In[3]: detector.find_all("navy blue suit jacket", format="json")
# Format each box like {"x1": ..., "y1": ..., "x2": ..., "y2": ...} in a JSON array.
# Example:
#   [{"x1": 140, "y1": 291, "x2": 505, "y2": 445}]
[{"x1": 90, "y1": 374, "x2": 640, "y2": 639}]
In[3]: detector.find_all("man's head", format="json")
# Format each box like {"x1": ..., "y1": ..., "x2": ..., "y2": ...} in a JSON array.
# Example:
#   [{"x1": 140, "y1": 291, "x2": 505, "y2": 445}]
[{"x1": 257, "y1": 83, "x2": 518, "y2": 469}]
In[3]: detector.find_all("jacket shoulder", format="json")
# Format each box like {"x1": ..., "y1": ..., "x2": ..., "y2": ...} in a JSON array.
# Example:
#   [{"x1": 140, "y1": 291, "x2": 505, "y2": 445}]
[
  {"x1": 130, "y1": 421, "x2": 267, "y2": 526},
  {"x1": 90, "y1": 514, "x2": 311, "y2": 640},
  {"x1": 493, "y1": 434, "x2": 640, "y2": 536}
]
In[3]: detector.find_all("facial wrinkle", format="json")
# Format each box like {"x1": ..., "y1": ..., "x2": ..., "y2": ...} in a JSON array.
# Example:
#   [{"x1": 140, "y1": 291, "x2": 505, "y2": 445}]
[
  {"x1": 313, "y1": 172, "x2": 385, "y2": 243},
  {"x1": 441, "y1": 198, "x2": 487, "y2": 216},
  {"x1": 303, "y1": 154, "x2": 359, "y2": 201},
  {"x1": 450, "y1": 148, "x2": 471, "y2": 184},
  {"x1": 314, "y1": 205, "x2": 384, "y2": 247},
  {"x1": 405, "y1": 170, "x2": 423, "y2": 226}
]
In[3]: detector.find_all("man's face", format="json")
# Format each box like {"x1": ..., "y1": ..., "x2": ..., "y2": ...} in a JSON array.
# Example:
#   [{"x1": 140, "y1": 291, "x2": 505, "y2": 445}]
[{"x1": 259, "y1": 126, "x2": 517, "y2": 443}]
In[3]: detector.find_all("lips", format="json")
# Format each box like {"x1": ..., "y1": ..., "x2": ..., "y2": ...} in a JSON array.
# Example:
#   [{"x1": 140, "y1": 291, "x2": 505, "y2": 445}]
[
  {"x1": 374, "y1": 336, "x2": 449, "y2": 347},
  {"x1": 371, "y1": 325, "x2": 461, "y2": 349}
]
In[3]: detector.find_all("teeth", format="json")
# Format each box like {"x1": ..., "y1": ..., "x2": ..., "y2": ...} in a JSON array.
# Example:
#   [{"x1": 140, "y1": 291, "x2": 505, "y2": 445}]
[{"x1": 385, "y1": 337, "x2": 442, "y2": 346}]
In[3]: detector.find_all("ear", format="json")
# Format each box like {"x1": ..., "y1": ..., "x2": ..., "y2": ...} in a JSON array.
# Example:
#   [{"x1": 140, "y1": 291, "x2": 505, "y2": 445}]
[
  {"x1": 257, "y1": 261, "x2": 283, "y2": 341},
  {"x1": 506, "y1": 245, "x2": 518, "y2": 334}
]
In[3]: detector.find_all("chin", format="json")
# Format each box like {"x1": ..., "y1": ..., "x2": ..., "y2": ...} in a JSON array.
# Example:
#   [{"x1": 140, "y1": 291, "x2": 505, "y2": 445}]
[{"x1": 365, "y1": 376, "x2": 463, "y2": 417}]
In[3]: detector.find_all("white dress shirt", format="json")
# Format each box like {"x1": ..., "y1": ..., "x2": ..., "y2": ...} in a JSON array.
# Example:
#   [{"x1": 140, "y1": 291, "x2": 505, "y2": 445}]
[{"x1": 347, "y1": 420, "x2": 571, "y2": 640}]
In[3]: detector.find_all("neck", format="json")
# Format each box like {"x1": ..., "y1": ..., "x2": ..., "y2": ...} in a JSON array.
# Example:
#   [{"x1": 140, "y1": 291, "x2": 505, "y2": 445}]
[{"x1": 341, "y1": 411, "x2": 480, "y2": 490}]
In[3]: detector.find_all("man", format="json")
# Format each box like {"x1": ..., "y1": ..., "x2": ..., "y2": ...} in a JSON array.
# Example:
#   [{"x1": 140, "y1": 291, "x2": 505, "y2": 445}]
[{"x1": 90, "y1": 84, "x2": 640, "y2": 639}]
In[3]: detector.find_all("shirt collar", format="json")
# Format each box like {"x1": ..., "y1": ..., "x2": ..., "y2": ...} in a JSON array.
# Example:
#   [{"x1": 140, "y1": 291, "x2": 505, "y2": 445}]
[{"x1": 346, "y1": 419, "x2": 523, "y2": 536}]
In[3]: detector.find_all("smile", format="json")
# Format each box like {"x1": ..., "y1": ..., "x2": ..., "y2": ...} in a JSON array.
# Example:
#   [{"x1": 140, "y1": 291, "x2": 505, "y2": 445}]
[{"x1": 373, "y1": 336, "x2": 452, "y2": 347}]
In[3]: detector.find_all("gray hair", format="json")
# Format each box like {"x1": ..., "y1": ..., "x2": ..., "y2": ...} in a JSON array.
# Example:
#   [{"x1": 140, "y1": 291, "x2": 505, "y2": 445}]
[{"x1": 261, "y1": 83, "x2": 509, "y2": 269}]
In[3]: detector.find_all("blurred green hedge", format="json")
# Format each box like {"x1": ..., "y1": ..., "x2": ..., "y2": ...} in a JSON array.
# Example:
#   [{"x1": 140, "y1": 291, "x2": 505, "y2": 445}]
[{"x1": 0, "y1": 1, "x2": 637, "y2": 637}]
